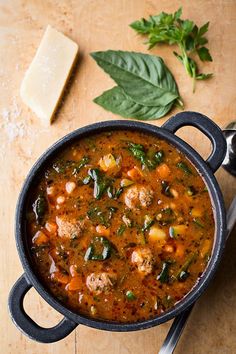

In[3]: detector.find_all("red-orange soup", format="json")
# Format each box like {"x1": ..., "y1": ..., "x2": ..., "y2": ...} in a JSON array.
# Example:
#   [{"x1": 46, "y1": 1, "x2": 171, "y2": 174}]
[{"x1": 27, "y1": 130, "x2": 214, "y2": 322}]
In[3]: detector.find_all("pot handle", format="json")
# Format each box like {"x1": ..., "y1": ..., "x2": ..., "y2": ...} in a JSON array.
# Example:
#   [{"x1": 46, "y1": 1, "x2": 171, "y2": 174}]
[
  {"x1": 162, "y1": 111, "x2": 227, "y2": 173},
  {"x1": 8, "y1": 274, "x2": 77, "y2": 343}
]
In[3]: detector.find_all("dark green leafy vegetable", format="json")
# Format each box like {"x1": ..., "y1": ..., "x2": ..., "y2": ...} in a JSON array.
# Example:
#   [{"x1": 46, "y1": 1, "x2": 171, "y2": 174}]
[
  {"x1": 52, "y1": 159, "x2": 74, "y2": 174},
  {"x1": 88, "y1": 168, "x2": 108, "y2": 199},
  {"x1": 142, "y1": 215, "x2": 154, "y2": 232},
  {"x1": 32, "y1": 194, "x2": 47, "y2": 224},
  {"x1": 87, "y1": 206, "x2": 117, "y2": 227},
  {"x1": 107, "y1": 185, "x2": 123, "y2": 199},
  {"x1": 94, "y1": 86, "x2": 174, "y2": 120},
  {"x1": 117, "y1": 224, "x2": 126, "y2": 236},
  {"x1": 157, "y1": 261, "x2": 171, "y2": 283},
  {"x1": 126, "y1": 290, "x2": 136, "y2": 300},
  {"x1": 176, "y1": 252, "x2": 197, "y2": 280},
  {"x1": 157, "y1": 207, "x2": 175, "y2": 226},
  {"x1": 72, "y1": 156, "x2": 89, "y2": 175},
  {"x1": 84, "y1": 236, "x2": 112, "y2": 261},
  {"x1": 177, "y1": 161, "x2": 192, "y2": 175},
  {"x1": 193, "y1": 218, "x2": 204, "y2": 228},
  {"x1": 186, "y1": 185, "x2": 197, "y2": 196},
  {"x1": 52, "y1": 157, "x2": 89, "y2": 175},
  {"x1": 161, "y1": 181, "x2": 173, "y2": 197},
  {"x1": 128, "y1": 142, "x2": 163, "y2": 170},
  {"x1": 178, "y1": 270, "x2": 190, "y2": 281},
  {"x1": 91, "y1": 50, "x2": 182, "y2": 107},
  {"x1": 162, "y1": 294, "x2": 174, "y2": 309},
  {"x1": 154, "y1": 150, "x2": 164, "y2": 164},
  {"x1": 130, "y1": 7, "x2": 212, "y2": 92}
]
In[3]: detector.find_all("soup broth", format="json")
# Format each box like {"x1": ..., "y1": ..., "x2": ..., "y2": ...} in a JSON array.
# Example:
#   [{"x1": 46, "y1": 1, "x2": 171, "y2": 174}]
[{"x1": 27, "y1": 130, "x2": 214, "y2": 322}]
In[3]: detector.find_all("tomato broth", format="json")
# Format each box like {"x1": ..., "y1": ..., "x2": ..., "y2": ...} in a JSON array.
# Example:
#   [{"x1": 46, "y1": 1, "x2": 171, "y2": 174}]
[{"x1": 27, "y1": 130, "x2": 214, "y2": 322}]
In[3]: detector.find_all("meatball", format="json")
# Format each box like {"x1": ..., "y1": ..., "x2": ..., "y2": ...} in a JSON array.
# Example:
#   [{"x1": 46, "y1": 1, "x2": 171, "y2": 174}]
[
  {"x1": 124, "y1": 185, "x2": 154, "y2": 210},
  {"x1": 131, "y1": 247, "x2": 154, "y2": 275},
  {"x1": 86, "y1": 272, "x2": 117, "y2": 295},
  {"x1": 56, "y1": 216, "x2": 83, "y2": 239}
]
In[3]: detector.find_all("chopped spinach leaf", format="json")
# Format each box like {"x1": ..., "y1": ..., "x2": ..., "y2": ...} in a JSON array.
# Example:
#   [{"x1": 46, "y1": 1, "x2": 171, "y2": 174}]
[
  {"x1": 84, "y1": 236, "x2": 112, "y2": 261},
  {"x1": 72, "y1": 156, "x2": 90, "y2": 175},
  {"x1": 162, "y1": 294, "x2": 174, "y2": 309},
  {"x1": 128, "y1": 142, "x2": 164, "y2": 170},
  {"x1": 88, "y1": 168, "x2": 108, "y2": 199},
  {"x1": 117, "y1": 224, "x2": 126, "y2": 236},
  {"x1": 178, "y1": 270, "x2": 190, "y2": 281},
  {"x1": 107, "y1": 186, "x2": 124, "y2": 199},
  {"x1": 157, "y1": 261, "x2": 171, "y2": 283},
  {"x1": 126, "y1": 290, "x2": 136, "y2": 300},
  {"x1": 154, "y1": 150, "x2": 164, "y2": 164},
  {"x1": 186, "y1": 185, "x2": 197, "y2": 196},
  {"x1": 87, "y1": 206, "x2": 117, "y2": 227},
  {"x1": 193, "y1": 218, "x2": 204, "y2": 228},
  {"x1": 176, "y1": 252, "x2": 197, "y2": 280},
  {"x1": 142, "y1": 215, "x2": 154, "y2": 232},
  {"x1": 177, "y1": 161, "x2": 192, "y2": 175},
  {"x1": 161, "y1": 181, "x2": 173, "y2": 197}
]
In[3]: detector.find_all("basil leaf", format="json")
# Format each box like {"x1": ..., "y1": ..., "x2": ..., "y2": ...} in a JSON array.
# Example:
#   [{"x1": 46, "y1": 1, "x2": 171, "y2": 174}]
[
  {"x1": 90, "y1": 50, "x2": 180, "y2": 107},
  {"x1": 94, "y1": 86, "x2": 174, "y2": 120}
]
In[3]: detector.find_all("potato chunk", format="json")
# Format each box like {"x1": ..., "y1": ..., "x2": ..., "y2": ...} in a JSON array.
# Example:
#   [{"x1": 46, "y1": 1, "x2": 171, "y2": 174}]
[
  {"x1": 149, "y1": 225, "x2": 167, "y2": 243},
  {"x1": 98, "y1": 154, "x2": 117, "y2": 171}
]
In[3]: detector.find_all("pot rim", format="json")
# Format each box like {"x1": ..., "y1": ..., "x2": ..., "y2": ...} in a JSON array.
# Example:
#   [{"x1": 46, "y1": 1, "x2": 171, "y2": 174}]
[{"x1": 15, "y1": 119, "x2": 226, "y2": 332}]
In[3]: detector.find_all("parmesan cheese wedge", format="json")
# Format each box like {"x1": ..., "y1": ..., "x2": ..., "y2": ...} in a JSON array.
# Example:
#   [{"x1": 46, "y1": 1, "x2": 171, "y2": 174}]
[{"x1": 20, "y1": 25, "x2": 78, "y2": 125}]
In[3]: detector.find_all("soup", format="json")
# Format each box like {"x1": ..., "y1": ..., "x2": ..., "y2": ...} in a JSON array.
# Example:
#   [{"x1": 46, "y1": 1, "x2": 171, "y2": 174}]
[{"x1": 27, "y1": 130, "x2": 214, "y2": 322}]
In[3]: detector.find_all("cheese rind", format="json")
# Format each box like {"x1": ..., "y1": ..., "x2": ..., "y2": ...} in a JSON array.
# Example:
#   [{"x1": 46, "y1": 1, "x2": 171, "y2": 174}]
[{"x1": 20, "y1": 25, "x2": 78, "y2": 124}]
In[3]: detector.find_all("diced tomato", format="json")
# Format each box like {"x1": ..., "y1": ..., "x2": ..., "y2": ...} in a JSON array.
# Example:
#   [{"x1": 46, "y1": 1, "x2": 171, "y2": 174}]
[{"x1": 32, "y1": 230, "x2": 49, "y2": 245}]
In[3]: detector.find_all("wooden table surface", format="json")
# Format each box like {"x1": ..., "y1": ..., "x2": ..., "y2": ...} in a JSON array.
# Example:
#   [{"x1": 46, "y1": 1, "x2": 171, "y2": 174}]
[{"x1": 1, "y1": 1, "x2": 236, "y2": 353}]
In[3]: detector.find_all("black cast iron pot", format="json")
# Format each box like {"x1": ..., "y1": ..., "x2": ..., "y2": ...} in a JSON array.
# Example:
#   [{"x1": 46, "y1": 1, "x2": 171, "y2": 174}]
[{"x1": 9, "y1": 111, "x2": 227, "y2": 343}]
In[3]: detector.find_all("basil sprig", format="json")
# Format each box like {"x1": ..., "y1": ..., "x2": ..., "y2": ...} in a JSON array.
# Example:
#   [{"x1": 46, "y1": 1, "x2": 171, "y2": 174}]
[{"x1": 91, "y1": 50, "x2": 183, "y2": 121}]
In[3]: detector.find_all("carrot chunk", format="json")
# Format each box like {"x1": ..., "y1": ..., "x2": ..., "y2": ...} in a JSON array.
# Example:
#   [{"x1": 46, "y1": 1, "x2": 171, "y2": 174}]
[
  {"x1": 51, "y1": 271, "x2": 70, "y2": 284},
  {"x1": 66, "y1": 276, "x2": 82, "y2": 291},
  {"x1": 156, "y1": 163, "x2": 171, "y2": 179},
  {"x1": 32, "y1": 230, "x2": 49, "y2": 245},
  {"x1": 127, "y1": 166, "x2": 143, "y2": 180}
]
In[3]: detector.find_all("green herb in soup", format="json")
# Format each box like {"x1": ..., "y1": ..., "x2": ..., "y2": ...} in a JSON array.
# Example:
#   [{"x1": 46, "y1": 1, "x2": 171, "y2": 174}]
[{"x1": 27, "y1": 130, "x2": 214, "y2": 322}]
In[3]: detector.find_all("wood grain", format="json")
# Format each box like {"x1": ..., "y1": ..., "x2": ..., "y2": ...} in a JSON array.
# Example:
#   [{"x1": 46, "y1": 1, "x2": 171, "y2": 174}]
[{"x1": 0, "y1": 1, "x2": 235, "y2": 353}]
